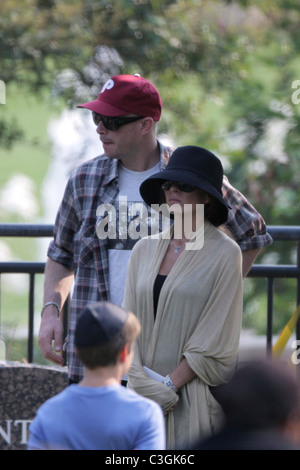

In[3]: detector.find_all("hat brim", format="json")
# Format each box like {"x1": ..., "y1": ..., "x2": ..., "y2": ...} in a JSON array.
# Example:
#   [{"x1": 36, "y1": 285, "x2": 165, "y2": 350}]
[
  {"x1": 140, "y1": 170, "x2": 230, "y2": 226},
  {"x1": 77, "y1": 100, "x2": 131, "y2": 117}
]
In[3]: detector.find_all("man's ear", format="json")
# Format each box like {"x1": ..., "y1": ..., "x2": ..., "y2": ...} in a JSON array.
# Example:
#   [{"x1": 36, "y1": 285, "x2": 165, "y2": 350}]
[{"x1": 140, "y1": 117, "x2": 155, "y2": 134}]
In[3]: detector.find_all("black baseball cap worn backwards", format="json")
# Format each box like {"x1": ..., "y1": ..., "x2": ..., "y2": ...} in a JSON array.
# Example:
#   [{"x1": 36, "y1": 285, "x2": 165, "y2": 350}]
[{"x1": 75, "y1": 301, "x2": 129, "y2": 348}]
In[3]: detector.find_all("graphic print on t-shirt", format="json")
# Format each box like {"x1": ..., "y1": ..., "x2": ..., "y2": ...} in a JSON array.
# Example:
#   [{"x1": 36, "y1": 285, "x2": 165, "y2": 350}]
[
  {"x1": 104, "y1": 162, "x2": 162, "y2": 306},
  {"x1": 107, "y1": 199, "x2": 156, "y2": 251}
]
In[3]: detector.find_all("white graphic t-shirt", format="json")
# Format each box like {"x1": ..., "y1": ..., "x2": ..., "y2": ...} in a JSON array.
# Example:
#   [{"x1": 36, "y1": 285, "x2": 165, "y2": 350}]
[{"x1": 108, "y1": 162, "x2": 160, "y2": 306}]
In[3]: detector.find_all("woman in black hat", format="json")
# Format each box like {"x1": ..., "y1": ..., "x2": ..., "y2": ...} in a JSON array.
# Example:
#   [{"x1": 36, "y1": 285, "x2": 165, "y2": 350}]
[{"x1": 123, "y1": 145, "x2": 243, "y2": 449}]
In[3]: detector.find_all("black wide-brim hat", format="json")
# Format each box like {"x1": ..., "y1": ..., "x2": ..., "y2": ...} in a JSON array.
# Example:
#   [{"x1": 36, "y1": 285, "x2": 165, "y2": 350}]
[{"x1": 140, "y1": 145, "x2": 230, "y2": 226}]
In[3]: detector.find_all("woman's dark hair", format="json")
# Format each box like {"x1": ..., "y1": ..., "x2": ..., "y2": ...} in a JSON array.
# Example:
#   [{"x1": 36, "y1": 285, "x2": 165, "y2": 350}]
[
  {"x1": 159, "y1": 187, "x2": 227, "y2": 227},
  {"x1": 204, "y1": 196, "x2": 227, "y2": 227}
]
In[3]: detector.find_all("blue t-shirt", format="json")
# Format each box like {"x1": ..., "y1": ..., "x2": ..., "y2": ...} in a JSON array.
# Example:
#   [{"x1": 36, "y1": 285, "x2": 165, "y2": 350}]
[{"x1": 27, "y1": 384, "x2": 165, "y2": 450}]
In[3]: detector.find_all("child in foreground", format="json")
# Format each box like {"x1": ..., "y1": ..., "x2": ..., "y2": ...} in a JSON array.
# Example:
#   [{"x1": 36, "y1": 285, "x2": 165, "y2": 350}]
[{"x1": 27, "y1": 301, "x2": 165, "y2": 450}]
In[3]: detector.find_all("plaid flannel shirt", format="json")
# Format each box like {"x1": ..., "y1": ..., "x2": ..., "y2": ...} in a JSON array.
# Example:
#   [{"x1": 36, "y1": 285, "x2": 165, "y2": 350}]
[{"x1": 48, "y1": 141, "x2": 272, "y2": 381}]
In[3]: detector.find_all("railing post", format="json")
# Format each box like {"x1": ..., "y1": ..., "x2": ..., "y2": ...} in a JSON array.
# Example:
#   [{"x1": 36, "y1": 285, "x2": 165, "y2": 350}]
[
  {"x1": 266, "y1": 277, "x2": 274, "y2": 355},
  {"x1": 28, "y1": 273, "x2": 35, "y2": 363}
]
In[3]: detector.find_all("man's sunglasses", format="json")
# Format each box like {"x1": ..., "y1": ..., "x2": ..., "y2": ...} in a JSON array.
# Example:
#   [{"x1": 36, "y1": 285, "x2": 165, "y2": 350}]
[
  {"x1": 161, "y1": 181, "x2": 197, "y2": 193},
  {"x1": 92, "y1": 112, "x2": 144, "y2": 131}
]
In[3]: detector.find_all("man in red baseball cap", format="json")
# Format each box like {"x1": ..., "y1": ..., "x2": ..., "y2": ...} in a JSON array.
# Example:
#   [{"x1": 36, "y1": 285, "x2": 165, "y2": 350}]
[
  {"x1": 75, "y1": 74, "x2": 162, "y2": 168},
  {"x1": 38, "y1": 73, "x2": 272, "y2": 386},
  {"x1": 78, "y1": 74, "x2": 162, "y2": 121}
]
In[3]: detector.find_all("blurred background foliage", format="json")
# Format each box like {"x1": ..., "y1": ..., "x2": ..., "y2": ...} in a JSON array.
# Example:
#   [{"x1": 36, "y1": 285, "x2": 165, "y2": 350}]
[{"x1": 0, "y1": 0, "x2": 300, "y2": 359}]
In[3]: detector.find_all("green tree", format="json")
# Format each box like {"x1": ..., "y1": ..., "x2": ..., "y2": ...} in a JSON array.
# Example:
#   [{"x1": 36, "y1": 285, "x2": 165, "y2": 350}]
[{"x1": 1, "y1": 0, "x2": 300, "y2": 333}]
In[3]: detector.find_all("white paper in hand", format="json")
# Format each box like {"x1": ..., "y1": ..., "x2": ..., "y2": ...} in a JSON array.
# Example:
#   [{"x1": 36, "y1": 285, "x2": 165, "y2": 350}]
[{"x1": 143, "y1": 366, "x2": 164, "y2": 382}]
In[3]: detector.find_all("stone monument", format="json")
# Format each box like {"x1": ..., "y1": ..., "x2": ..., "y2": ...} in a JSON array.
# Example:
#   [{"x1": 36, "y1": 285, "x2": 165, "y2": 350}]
[{"x1": 0, "y1": 361, "x2": 68, "y2": 450}]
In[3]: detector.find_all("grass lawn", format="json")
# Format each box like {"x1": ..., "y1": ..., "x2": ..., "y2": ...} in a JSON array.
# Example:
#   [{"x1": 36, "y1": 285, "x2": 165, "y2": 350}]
[
  {"x1": 0, "y1": 84, "x2": 62, "y2": 362},
  {"x1": 0, "y1": 83, "x2": 61, "y2": 199}
]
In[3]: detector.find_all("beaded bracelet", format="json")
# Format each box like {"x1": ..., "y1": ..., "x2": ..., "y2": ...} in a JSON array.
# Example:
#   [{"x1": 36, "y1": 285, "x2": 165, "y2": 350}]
[{"x1": 41, "y1": 301, "x2": 60, "y2": 317}]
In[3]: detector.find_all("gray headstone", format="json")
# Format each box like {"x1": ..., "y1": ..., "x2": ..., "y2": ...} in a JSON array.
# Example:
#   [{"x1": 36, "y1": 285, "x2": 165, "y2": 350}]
[{"x1": 0, "y1": 361, "x2": 68, "y2": 450}]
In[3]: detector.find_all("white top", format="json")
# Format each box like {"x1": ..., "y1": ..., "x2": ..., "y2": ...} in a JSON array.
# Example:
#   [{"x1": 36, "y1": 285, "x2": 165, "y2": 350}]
[{"x1": 108, "y1": 162, "x2": 160, "y2": 306}]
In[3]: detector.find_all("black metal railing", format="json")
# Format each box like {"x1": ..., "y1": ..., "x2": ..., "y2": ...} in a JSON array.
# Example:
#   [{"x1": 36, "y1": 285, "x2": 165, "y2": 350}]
[
  {"x1": 0, "y1": 224, "x2": 300, "y2": 363},
  {"x1": 248, "y1": 226, "x2": 300, "y2": 352},
  {"x1": 0, "y1": 224, "x2": 64, "y2": 363}
]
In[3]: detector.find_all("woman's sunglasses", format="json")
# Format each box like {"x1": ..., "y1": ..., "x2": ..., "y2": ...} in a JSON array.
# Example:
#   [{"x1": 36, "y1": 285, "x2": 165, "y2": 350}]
[
  {"x1": 161, "y1": 181, "x2": 197, "y2": 193},
  {"x1": 92, "y1": 111, "x2": 144, "y2": 131}
]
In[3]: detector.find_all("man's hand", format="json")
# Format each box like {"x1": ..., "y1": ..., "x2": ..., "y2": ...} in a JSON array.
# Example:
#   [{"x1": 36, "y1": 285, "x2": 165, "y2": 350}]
[
  {"x1": 38, "y1": 307, "x2": 64, "y2": 365},
  {"x1": 39, "y1": 258, "x2": 74, "y2": 365}
]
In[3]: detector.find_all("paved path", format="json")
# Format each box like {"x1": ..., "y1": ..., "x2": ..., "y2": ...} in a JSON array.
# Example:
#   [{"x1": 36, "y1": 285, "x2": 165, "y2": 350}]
[{"x1": 238, "y1": 329, "x2": 296, "y2": 364}]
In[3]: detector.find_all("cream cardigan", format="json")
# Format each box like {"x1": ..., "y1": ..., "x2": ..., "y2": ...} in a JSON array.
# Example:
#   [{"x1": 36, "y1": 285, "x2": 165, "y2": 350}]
[{"x1": 123, "y1": 221, "x2": 243, "y2": 449}]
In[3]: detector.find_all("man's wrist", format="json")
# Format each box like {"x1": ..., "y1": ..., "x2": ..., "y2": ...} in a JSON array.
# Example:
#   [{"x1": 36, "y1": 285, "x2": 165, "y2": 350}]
[{"x1": 41, "y1": 301, "x2": 60, "y2": 317}]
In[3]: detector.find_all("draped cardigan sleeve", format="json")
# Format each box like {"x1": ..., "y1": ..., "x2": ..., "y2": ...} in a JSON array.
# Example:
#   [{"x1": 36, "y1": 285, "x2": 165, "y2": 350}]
[
  {"x1": 123, "y1": 232, "x2": 179, "y2": 413},
  {"x1": 123, "y1": 221, "x2": 243, "y2": 448}
]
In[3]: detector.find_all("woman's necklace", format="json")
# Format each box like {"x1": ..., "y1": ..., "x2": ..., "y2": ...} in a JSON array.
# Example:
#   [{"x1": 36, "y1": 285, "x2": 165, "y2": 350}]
[{"x1": 174, "y1": 242, "x2": 185, "y2": 253}]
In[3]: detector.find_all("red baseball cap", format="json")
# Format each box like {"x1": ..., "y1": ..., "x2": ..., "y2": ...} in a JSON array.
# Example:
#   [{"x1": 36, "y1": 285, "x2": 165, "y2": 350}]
[{"x1": 77, "y1": 74, "x2": 162, "y2": 121}]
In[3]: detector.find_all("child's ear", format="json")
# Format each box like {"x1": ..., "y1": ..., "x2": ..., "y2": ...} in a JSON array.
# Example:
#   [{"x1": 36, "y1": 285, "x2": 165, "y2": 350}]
[{"x1": 119, "y1": 343, "x2": 130, "y2": 363}]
